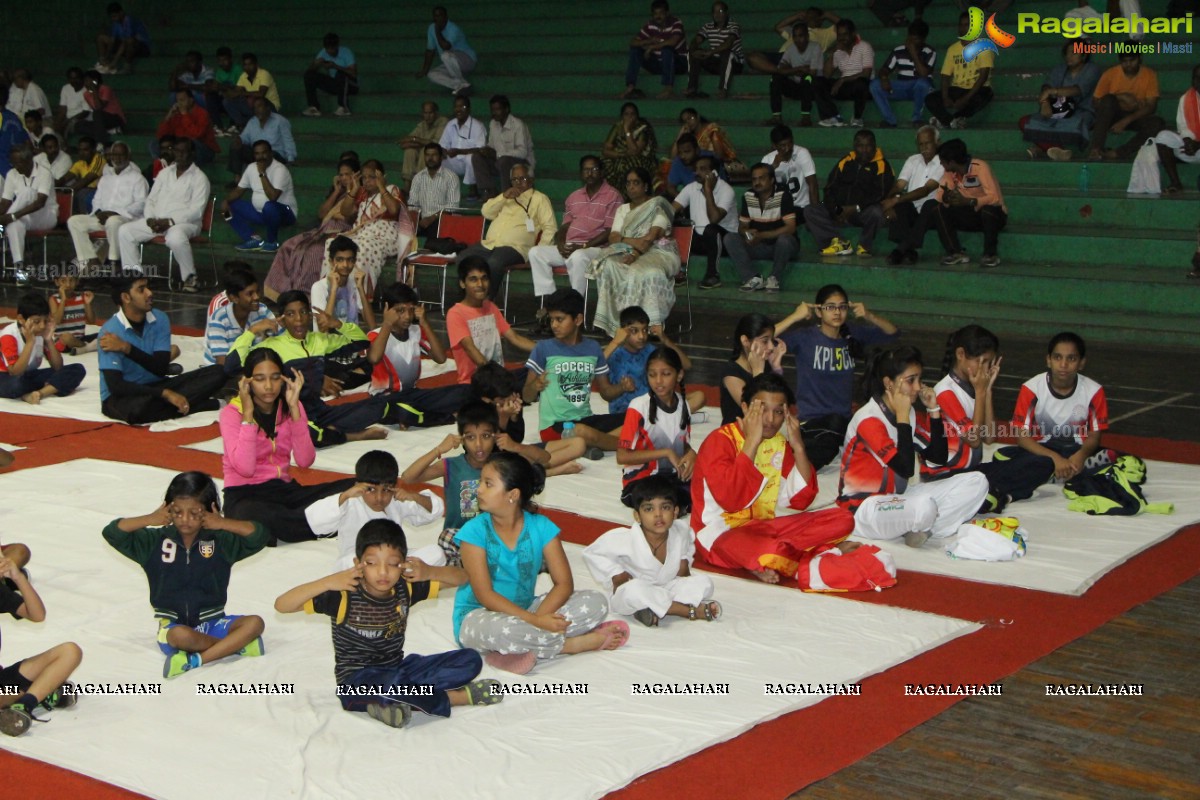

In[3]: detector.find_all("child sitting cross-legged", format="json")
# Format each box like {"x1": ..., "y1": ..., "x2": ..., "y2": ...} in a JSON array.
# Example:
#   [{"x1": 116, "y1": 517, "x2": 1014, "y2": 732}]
[
  {"x1": 0, "y1": 556, "x2": 82, "y2": 737},
  {"x1": 306, "y1": 449, "x2": 445, "y2": 571},
  {"x1": 454, "y1": 452, "x2": 630, "y2": 675},
  {"x1": 0, "y1": 292, "x2": 87, "y2": 405},
  {"x1": 522, "y1": 288, "x2": 628, "y2": 454},
  {"x1": 103, "y1": 471, "x2": 269, "y2": 679},
  {"x1": 274, "y1": 519, "x2": 501, "y2": 729},
  {"x1": 604, "y1": 305, "x2": 705, "y2": 417},
  {"x1": 583, "y1": 474, "x2": 720, "y2": 628}
]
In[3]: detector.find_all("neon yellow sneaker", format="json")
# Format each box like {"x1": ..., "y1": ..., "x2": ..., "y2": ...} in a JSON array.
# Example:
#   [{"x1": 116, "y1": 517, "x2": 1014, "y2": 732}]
[
  {"x1": 240, "y1": 636, "x2": 266, "y2": 658},
  {"x1": 820, "y1": 238, "x2": 852, "y2": 256},
  {"x1": 855, "y1": 245, "x2": 872, "y2": 256},
  {"x1": 164, "y1": 651, "x2": 201, "y2": 679}
]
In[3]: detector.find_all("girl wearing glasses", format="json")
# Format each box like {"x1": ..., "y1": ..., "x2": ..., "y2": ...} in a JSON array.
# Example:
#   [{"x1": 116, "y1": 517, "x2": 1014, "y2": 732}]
[
  {"x1": 219, "y1": 348, "x2": 357, "y2": 543},
  {"x1": 775, "y1": 284, "x2": 898, "y2": 468}
]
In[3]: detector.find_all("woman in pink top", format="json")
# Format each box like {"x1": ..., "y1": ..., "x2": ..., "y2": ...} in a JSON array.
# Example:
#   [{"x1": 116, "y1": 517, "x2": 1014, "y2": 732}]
[{"x1": 220, "y1": 349, "x2": 355, "y2": 543}]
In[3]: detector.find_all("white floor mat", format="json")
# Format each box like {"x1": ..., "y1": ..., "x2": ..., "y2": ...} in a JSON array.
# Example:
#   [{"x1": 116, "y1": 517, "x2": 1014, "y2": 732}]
[{"x1": 0, "y1": 459, "x2": 977, "y2": 800}]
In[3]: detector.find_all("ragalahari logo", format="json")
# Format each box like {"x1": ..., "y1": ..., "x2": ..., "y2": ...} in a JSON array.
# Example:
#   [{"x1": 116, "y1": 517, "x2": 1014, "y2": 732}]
[{"x1": 962, "y1": 6, "x2": 1016, "y2": 63}]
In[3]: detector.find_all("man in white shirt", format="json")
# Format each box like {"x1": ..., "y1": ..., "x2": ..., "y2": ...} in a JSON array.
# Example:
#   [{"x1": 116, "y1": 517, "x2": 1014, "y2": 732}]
[
  {"x1": 66, "y1": 141, "x2": 148, "y2": 272},
  {"x1": 0, "y1": 145, "x2": 58, "y2": 285},
  {"x1": 54, "y1": 67, "x2": 91, "y2": 138},
  {"x1": 438, "y1": 95, "x2": 486, "y2": 200},
  {"x1": 671, "y1": 155, "x2": 737, "y2": 289},
  {"x1": 408, "y1": 143, "x2": 460, "y2": 238},
  {"x1": 221, "y1": 140, "x2": 297, "y2": 253},
  {"x1": 117, "y1": 138, "x2": 211, "y2": 292},
  {"x1": 881, "y1": 125, "x2": 943, "y2": 265},
  {"x1": 762, "y1": 123, "x2": 819, "y2": 220},
  {"x1": 471, "y1": 95, "x2": 535, "y2": 201},
  {"x1": 5, "y1": 70, "x2": 51, "y2": 119},
  {"x1": 33, "y1": 134, "x2": 73, "y2": 181}
]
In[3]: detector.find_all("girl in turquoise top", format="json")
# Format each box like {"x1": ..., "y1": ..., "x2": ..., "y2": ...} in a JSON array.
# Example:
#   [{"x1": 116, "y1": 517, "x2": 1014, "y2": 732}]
[{"x1": 453, "y1": 452, "x2": 630, "y2": 675}]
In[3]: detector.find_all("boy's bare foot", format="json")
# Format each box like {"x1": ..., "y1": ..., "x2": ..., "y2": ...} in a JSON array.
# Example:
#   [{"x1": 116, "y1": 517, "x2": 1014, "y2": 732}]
[
  {"x1": 21, "y1": 391, "x2": 41, "y2": 405},
  {"x1": 751, "y1": 569, "x2": 780, "y2": 584},
  {"x1": 347, "y1": 427, "x2": 389, "y2": 442},
  {"x1": 548, "y1": 461, "x2": 583, "y2": 476},
  {"x1": 836, "y1": 541, "x2": 861, "y2": 554}
]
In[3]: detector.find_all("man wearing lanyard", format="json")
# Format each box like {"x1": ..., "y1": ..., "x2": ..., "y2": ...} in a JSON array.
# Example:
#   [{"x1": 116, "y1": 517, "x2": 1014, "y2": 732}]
[{"x1": 454, "y1": 163, "x2": 556, "y2": 300}]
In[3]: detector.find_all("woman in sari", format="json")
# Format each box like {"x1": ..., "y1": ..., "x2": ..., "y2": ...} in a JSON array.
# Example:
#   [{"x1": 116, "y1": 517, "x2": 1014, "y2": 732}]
[
  {"x1": 586, "y1": 167, "x2": 680, "y2": 336},
  {"x1": 263, "y1": 157, "x2": 359, "y2": 301},
  {"x1": 320, "y1": 159, "x2": 415, "y2": 294},
  {"x1": 602, "y1": 103, "x2": 658, "y2": 196},
  {"x1": 1020, "y1": 42, "x2": 1102, "y2": 161},
  {"x1": 675, "y1": 107, "x2": 747, "y2": 180}
]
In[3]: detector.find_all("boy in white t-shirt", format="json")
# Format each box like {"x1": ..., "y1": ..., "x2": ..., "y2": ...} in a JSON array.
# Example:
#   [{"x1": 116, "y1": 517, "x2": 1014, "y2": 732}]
[
  {"x1": 0, "y1": 293, "x2": 86, "y2": 405},
  {"x1": 366, "y1": 282, "x2": 471, "y2": 428}
]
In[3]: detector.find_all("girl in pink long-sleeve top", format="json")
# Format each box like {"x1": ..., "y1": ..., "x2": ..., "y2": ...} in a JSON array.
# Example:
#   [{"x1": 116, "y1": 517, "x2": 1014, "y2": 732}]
[{"x1": 220, "y1": 348, "x2": 355, "y2": 544}]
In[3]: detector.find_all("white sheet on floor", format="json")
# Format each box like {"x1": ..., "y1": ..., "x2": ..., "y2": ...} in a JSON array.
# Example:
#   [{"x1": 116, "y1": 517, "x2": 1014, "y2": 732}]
[
  {"x1": 0, "y1": 330, "x2": 456, "y2": 432},
  {"x1": 0, "y1": 459, "x2": 976, "y2": 800}
]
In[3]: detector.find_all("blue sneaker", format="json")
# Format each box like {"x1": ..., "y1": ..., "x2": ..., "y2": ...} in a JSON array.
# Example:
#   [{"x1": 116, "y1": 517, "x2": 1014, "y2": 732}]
[
  {"x1": 259, "y1": 241, "x2": 280, "y2": 253},
  {"x1": 235, "y1": 238, "x2": 263, "y2": 252}
]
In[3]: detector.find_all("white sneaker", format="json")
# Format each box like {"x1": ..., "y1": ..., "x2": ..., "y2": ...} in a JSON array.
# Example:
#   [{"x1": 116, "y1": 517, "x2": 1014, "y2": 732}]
[
  {"x1": 765, "y1": 276, "x2": 780, "y2": 292},
  {"x1": 225, "y1": 124, "x2": 240, "y2": 134},
  {"x1": 214, "y1": 128, "x2": 229, "y2": 138},
  {"x1": 739, "y1": 276, "x2": 765, "y2": 292},
  {"x1": 334, "y1": 106, "x2": 352, "y2": 117},
  {"x1": 302, "y1": 106, "x2": 321, "y2": 117},
  {"x1": 849, "y1": 118, "x2": 864, "y2": 127},
  {"x1": 929, "y1": 116, "x2": 943, "y2": 130},
  {"x1": 181, "y1": 275, "x2": 198, "y2": 294},
  {"x1": 818, "y1": 117, "x2": 845, "y2": 128},
  {"x1": 950, "y1": 117, "x2": 967, "y2": 129}
]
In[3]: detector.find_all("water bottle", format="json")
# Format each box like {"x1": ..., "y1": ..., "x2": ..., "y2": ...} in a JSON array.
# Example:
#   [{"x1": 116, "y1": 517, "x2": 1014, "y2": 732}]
[
  {"x1": 562, "y1": 422, "x2": 576, "y2": 439},
  {"x1": 1078, "y1": 164, "x2": 1090, "y2": 194}
]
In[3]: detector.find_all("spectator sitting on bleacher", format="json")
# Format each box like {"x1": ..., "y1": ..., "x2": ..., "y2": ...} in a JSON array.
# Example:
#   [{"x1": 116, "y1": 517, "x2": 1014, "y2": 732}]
[
  {"x1": 763, "y1": 124, "x2": 819, "y2": 227},
  {"x1": 0, "y1": 104, "x2": 29, "y2": 177},
  {"x1": 724, "y1": 162, "x2": 800, "y2": 293},
  {"x1": 226, "y1": 53, "x2": 282, "y2": 133},
  {"x1": 473, "y1": 95, "x2": 535, "y2": 202},
  {"x1": 303, "y1": 32, "x2": 357, "y2": 118},
  {"x1": 804, "y1": 128, "x2": 893, "y2": 257},
  {"x1": 263, "y1": 156, "x2": 358, "y2": 301},
  {"x1": 22, "y1": 111, "x2": 52, "y2": 151},
  {"x1": 929, "y1": 137, "x2": 1007, "y2": 269},
  {"x1": 62, "y1": 136, "x2": 106, "y2": 212},
  {"x1": 148, "y1": 134, "x2": 175, "y2": 180},
  {"x1": 746, "y1": 7, "x2": 839, "y2": 78},
  {"x1": 224, "y1": 140, "x2": 297, "y2": 255},
  {"x1": 528, "y1": 154, "x2": 623, "y2": 303},
  {"x1": 409, "y1": 143, "x2": 460, "y2": 238},
  {"x1": 672, "y1": 155, "x2": 737, "y2": 290},
  {"x1": 662, "y1": 134, "x2": 713, "y2": 200},
  {"x1": 602, "y1": 102, "x2": 658, "y2": 196},
  {"x1": 66, "y1": 141, "x2": 147, "y2": 274},
  {"x1": 34, "y1": 134, "x2": 72, "y2": 181},
  {"x1": 926, "y1": 12, "x2": 994, "y2": 131},
  {"x1": 417, "y1": 6, "x2": 477, "y2": 98},
  {"x1": 870, "y1": 20, "x2": 936, "y2": 129},
  {"x1": 399, "y1": 101, "x2": 448, "y2": 186},
  {"x1": 815, "y1": 19, "x2": 874, "y2": 128},
  {"x1": 203, "y1": 264, "x2": 278, "y2": 366},
  {"x1": 82, "y1": 70, "x2": 126, "y2": 138},
  {"x1": 622, "y1": 0, "x2": 689, "y2": 101},
  {"x1": 456, "y1": 163, "x2": 557, "y2": 300},
  {"x1": 0, "y1": 145, "x2": 57, "y2": 286},
  {"x1": 674, "y1": 108, "x2": 741, "y2": 180},
  {"x1": 6, "y1": 70, "x2": 50, "y2": 119},
  {"x1": 882, "y1": 124, "x2": 943, "y2": 266},
  {"x1": 118, "y1": 138, "x2": 212, "y2": 293},
  {"x1": 1087, "y1": 50, "x2": 1164, "y2": 161},
  {"x1": 95, "y1": 2, "x2": 151, "y2": 76},
  {"x1": 762, "y1": 23, "x2": 823, "y2": 129},
  {"x1": 228, "y1": 97, "x2": 296, "y2": 175},
  {"x1": 439, "y1": 96, "x2": 486, "y2": 202},
  {"x1": 167, "y1": 52, "x2": 214, "y2": 108},
  {"x1": 686, "y1": 1, "x2": 745, "y2": 100},
  {"x1": 322, "y1": 160, "x2": 412, "y2": 293},
  {"x1": 154, "y1": 90, "x2": 219, "y2": 167},
  {"x1": 1154, "y1": 64, "x2": 1200, "y2": 194},
  {"x1": 205, "y1": 47, "x2": 242, "y2": 135},
  {"x1": 54, "y1": 68, "x2": 90, "y2": 139},
  {"x1": 1021, "y1": 42, "x2": 1103, "y2": 161}
]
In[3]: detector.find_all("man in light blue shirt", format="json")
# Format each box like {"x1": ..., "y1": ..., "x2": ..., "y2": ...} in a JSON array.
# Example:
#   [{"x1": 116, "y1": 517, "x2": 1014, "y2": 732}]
[
  {"x1": 228, "y1": 97, "x2": 297, "y2": 174},
  {"x1": 417, "y1": 6, "x2": 476, "y2": 96},
  {"x1": 303, "y1": 32, "x2": 357, "y2": 116}
]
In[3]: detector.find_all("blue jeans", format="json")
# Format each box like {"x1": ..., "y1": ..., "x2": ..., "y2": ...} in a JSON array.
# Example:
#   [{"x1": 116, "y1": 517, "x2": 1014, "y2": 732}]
[
  {"x1": 338, "y1": 649, "x2": 482, "y2": 718},
  {"x1": 625, "y1": 46, "x2": 682, "y2": 88},
  {"x1": 870, "y1": 77, "x2": 934, "y2": 125},
  {"x1": 228, "y1": 198, "x2": 296, "y2": 243},
  {"x1": 0, "y1": 364, "x2": 85, "y2": 398}
]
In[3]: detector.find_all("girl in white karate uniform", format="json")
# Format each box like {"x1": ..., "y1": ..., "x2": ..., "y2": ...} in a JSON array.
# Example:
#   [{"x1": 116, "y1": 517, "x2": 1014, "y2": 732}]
[
  {"x1": 583, "y1": 474, "x2": 719, "y2": 627},
  {"x1": 837, "y1": 345, "x2": 988, "y2": 548}
]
